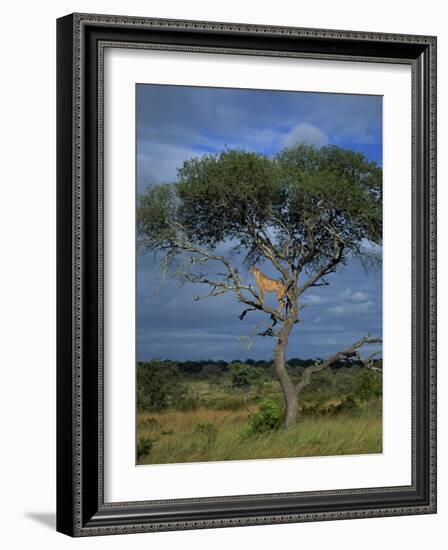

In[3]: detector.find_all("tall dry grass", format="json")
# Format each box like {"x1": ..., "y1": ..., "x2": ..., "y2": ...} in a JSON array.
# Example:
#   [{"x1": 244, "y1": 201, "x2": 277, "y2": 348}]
[{"x1": 136, "y1": 405, "x2": 382, "y2": 465}]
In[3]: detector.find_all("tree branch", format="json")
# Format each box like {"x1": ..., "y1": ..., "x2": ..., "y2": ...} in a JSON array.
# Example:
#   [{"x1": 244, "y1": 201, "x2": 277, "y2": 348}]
[
  {"x1": 268, "y1": 214, "x2": 295, "y2": 259},
  {"x1": 297, "y1": 240, "x2": 345, "y2": 296},
  {"x1": 245, "y1": 217, "x2": 291, "y2": 280},
  {"x1": 353, "y1": 349, "x2": 382, "y2": 371},
  {"x1": 165, "y1": 223, "x2": 287, "y2": 322},
  {"x1": 295, "y1": 335, "x2": 382, "y2": 393}
]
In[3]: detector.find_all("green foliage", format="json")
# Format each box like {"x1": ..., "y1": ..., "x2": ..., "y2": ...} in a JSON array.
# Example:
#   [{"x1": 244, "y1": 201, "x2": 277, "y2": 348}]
[
  {"x1": 194, "y1": 421, "x2": 218, "y2": 449},
  {"x1": 229, "y1": 363, "x2": 265, "y2": 394},
  {"x1": 274, "y1": 145, "x2": 382, "y2": 268},
  {"x1": 301, "y1": 395, "x2": 360, "y2": 417},
  {"x1": 199, "y1": 364, "x2": 223, "y2": 388},
  {"x1": 333, "y1": 395, "x2": 358, "y2": 414},
  {"x1": 244, "y1": 399, "x2": 283, "y2": 436},
  {"x1": 355, "y1": 369, "x2": 382, "y2": 401},
  {"x1": 136, "y1": 360, "x2": 382, "y2": 415},
  {"x1": 177, "y1": 150, "x2": 281, "y2": 247},
  {"x1": 301, "y1": 394, "x2": 335, "y2": 416},
  {"x1": 302, "y1": 369, "x2": 336, "y2": 393},
  {"x1": 137, "y1": 437, "x2": 154, "y2": 459},
  {"x1": 137, "y1": 185, "x2": 177, "y2": 250},
  {"x1": 137, "y1": 361, "x2": 186, "y2": 412},
  {"x1": 137, "y1": 144, "x2": 382, "y2": 269}
]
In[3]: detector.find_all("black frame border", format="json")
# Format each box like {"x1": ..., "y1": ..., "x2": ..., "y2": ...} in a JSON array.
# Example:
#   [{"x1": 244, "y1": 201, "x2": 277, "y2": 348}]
[{"x1": 57, "y1": 13, "x2": 437, "y2": 537}]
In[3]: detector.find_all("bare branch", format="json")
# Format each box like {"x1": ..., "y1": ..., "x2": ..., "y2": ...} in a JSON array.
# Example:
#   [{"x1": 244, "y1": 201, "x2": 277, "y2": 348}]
[
  {"x1": 238, "y1": 306, "x2": 258, "y2": 321},
  {"x1": 296, "y1": 335, "x2": 382, "y2": 393},
  {"x1": 297, "y1": 241, "x2": 345, "y2": 296},
  {"x1": 164, "y1": 222, "x2": 287, "y2": 321},
  {"x1": 193, "y1": 286, "x2": 228, "y2": 301},
  {"x1": 309, "y1": 279, "x2": 330, "y2": 288},
  {"x1": 353, "y1": 349, "x2": 382, "y2": 371},
  {"x1": 238, "y1": 318, "x2": 281, "y2": 353}
]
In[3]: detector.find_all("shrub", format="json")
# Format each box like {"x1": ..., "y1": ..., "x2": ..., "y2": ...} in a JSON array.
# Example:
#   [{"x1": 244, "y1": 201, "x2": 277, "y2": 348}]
[
  {"x1": 244, "y1": 399, "x2": 283, "y2": 436},
  {"x1": 176, "y1": 391, "x2": 200, "y2": 412},
  {"x1": 200, "y1": 364, "x2": 223, "y2": 388},
  {"x1": 355, "y1": 369, "x2": 382, "y2": 402},
  {"x1": 137, "y1": 361, "x2": 186, "y2": 411},
  {"x1": 301, "y1": 402, "x2": 333, "y2": 416},
  {"x1": 329, "y1": 395, "x2": 359, "y2": 415},
  {"x1": 229, "y1": 363, "x2": 265, "y2": 397},
  {"x1": 194, "y1": 421, "x2": 218, "y2": 449},
  {"x1": 301, "y1": 395, "x2": 360, "y2": 416},
  {"x1": 137, "y1": 437, "x2": 154, "y2": 459},
  {"x1": 300, "y1": 391, "x2": 335, "y2": 416},
  {"x1": 202, "y1": 395, "x2": 247, "y2": 411}
]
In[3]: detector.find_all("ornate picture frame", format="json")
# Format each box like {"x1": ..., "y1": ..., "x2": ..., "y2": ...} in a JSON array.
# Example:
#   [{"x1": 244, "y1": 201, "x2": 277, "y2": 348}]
[{"x1": 57, "y1": 13, "x2": 436, "y2": 536}]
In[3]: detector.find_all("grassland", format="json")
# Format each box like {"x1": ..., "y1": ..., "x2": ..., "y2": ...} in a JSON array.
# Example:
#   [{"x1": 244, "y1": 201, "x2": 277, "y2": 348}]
[
  {"x1": 137, "y1": 406, "x2": 381, "y2": 465},
  {"x1": 136, "y1": 370, "x2": 382, "y2": 465}
]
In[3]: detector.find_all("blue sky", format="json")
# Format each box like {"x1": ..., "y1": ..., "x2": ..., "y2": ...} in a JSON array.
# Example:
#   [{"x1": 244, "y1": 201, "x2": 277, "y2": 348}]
[{"x1": 136, "y1": 84, "x2": 382, "y2": 361}]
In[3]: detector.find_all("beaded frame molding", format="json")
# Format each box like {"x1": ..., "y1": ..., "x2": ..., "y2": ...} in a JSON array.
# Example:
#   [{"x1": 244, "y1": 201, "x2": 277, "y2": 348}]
[{"x1": 56, "y1": 13, "x2": 437, "y2": 537}]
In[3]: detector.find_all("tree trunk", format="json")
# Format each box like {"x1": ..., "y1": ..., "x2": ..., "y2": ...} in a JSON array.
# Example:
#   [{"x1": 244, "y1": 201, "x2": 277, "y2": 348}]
[{"x1": 274, "y1": 308, "x2": 299, "y2": 428}]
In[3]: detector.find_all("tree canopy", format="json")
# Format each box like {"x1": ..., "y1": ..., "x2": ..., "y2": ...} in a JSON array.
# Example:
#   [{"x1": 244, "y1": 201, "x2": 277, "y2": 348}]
[{"x1": 137, "y1": 144, "x2": 382, "y2": 281}]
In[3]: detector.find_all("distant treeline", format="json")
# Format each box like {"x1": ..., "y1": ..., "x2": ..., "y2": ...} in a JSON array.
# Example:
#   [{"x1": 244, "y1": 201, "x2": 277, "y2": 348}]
[
  {"x1": 137, "y1": 357, "x2": 383, "y2": 416},
  {"x1": 137, "y1": 357, "x2": 382, "y2": 378}
]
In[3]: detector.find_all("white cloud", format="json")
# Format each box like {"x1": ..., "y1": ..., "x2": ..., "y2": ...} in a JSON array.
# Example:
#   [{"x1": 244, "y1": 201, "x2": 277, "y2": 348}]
[
  {"x1": 137, "y1": 143, "x2": 200, "y2": 190},
  {"x1": 282, "y1": 123, "x2": 328, "y2": 148},
  {"x1": 340, "y1": 288, "x2": 370, "y2": 302},
  {"x1": 302, "y1": 294, "x2": 327, "y2": 305},
  {"x1": 352, "y1": 291, "x2": 370, "y2": 302},
  {"x1": 340, "y1": 288, "x2": 352, "y2": 300},
  {"x1": 324, "y1": 287, "x2": 374, "y2": 316},
  {"x1": 327, "y1": 300, "x2": 374, "y2": 316}
]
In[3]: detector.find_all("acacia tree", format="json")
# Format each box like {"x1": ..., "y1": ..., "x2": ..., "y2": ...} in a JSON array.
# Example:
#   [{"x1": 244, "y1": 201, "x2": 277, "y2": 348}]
[{"x1": 137, "y1": 144, "x2": 382, "y2": 428}]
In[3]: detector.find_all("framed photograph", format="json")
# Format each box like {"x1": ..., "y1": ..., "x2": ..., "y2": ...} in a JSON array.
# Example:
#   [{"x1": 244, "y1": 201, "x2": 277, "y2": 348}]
[{"x1": 57, "y1": 13, "x2": 437, "y2": 536}]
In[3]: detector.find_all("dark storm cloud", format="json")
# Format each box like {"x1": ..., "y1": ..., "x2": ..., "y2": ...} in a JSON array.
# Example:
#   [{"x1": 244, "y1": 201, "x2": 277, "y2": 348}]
[{"x1": 135, "y1": 84, "x2": 382, "y2": 361}]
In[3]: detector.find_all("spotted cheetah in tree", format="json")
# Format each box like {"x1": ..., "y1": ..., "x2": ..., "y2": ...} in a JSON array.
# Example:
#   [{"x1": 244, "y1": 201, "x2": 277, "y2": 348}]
[{"x1": 250, "y1": 266, "x2": 288, "y2": 314}]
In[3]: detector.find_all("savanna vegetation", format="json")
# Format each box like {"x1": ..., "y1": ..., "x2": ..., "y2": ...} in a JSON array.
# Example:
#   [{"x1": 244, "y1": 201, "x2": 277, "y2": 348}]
[
  {"x1": 136, "y1": 358, "x2": 382, "y2": 464},
  {"x1": 136, "y1": 143, "x2": 383, "y2": 463}
]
